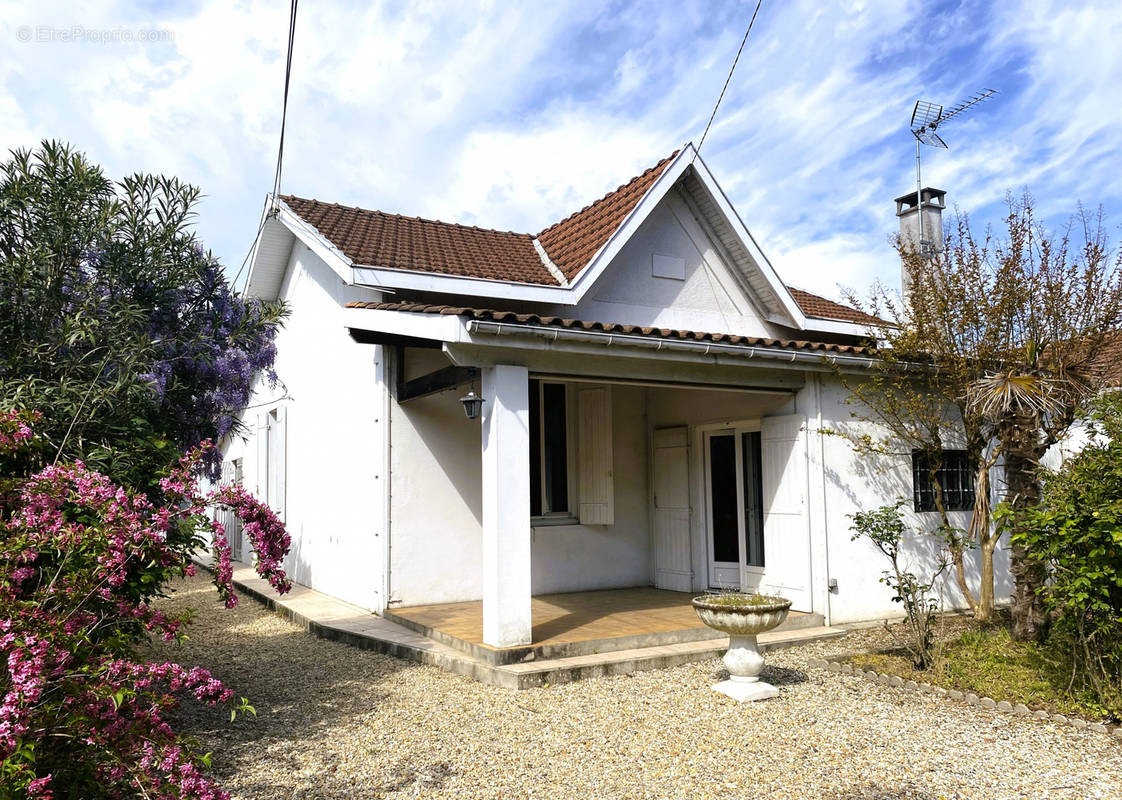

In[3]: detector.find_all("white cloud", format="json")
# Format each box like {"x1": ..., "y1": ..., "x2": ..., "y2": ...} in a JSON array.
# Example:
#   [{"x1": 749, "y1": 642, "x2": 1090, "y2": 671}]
[{"x1": 1, "y1": 0, "x2": 1121, "y2": 306}]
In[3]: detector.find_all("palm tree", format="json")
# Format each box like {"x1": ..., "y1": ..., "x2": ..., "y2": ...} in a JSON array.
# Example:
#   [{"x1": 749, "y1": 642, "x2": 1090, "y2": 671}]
[{"x1": 968, "y1": 366, "x2": 1092, "y2": 640}]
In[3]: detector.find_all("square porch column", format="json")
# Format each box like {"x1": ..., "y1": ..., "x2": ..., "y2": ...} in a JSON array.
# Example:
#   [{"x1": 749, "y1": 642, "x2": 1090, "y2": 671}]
[{"x1": 480, "y1": 364, "x2": 532, "y2": 647}]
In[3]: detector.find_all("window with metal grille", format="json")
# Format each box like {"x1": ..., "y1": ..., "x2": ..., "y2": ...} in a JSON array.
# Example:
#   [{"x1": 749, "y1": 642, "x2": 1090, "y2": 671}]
[{"x1": 912, "y1": 449, "x2": 975, "y2": 512}]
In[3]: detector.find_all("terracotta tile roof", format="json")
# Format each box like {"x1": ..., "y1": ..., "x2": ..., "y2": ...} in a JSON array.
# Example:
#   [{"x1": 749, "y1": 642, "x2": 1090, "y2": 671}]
[
  {"x1": 281, "y1": 152, "x2": 876, "y2": 327},
  {"x1": 536, "y1": 152, "x2": 679, "y2": 281},
  {"x1": 278, "y1": 196, "x2": 555, "y2": 285},
  {"x1": 788, "y1": 288, "x2": 883, "y2": 326},
  {"x1": 345, "y1": 301, "x2": 873, "y2": 355}
]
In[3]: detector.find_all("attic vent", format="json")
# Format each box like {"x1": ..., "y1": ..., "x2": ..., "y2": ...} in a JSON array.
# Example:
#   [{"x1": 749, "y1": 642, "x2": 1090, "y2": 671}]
[{"x1": 652, "y1": 253, "x2": 686, "y2": 281}]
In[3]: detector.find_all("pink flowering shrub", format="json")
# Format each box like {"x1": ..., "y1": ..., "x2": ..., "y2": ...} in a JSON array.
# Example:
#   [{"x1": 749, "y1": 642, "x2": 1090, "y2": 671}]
[
  {"x1": 0, "y1": 416, "x2": 291, "y2": 798},
  {"x1": 0, "y1": 411, "x2": 36, "y2": 455}
]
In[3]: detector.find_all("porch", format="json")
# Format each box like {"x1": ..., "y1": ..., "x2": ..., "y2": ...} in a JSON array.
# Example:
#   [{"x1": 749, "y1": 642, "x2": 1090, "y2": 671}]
[
  {"x1": 382, "y1": 349, "x2": 828, "y2": 648},
  {"x1": 383, "y1": 587, "x2": 824, "y2": 666}
]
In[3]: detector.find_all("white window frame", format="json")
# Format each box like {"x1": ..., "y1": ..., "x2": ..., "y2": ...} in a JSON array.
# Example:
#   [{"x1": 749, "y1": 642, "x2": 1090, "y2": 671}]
[{"x1": 530, "y1": 380, "x2": 578, "y2": 526}]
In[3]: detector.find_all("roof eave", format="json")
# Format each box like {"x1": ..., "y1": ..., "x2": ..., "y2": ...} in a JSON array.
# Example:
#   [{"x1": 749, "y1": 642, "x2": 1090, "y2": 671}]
[{"x1": 342, "y1": 304, "x2": 877, "y2": 373}]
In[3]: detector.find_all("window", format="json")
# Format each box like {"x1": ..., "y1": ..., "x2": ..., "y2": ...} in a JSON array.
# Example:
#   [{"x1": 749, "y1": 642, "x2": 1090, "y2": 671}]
[
  {"x1": 529, "y1": 380, "x2": 569, "y2": 517},
  {"x1": 257, "y1": 407, "x2": 285, "y2": 520},
  {"x1": 912, "y1": 449, "x2": 975, "y2": 512},
  {"x1": 221, "y1": 459, "x2": 245, "y2": 561}
]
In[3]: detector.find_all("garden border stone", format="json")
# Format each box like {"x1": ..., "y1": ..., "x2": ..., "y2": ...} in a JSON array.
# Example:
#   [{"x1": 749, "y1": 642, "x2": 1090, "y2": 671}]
[{"x1": 806, "y1": 657, "x2": 1120, "y2": 739}]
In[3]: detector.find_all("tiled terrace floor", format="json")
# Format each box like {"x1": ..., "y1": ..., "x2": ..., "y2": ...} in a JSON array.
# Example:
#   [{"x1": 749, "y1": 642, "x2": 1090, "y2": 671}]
[{"x1": 390, "y1": 587, "x2": 811, "y2": 650}]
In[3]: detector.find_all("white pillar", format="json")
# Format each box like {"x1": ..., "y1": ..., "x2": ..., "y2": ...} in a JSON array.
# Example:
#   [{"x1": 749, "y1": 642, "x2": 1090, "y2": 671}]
[{"x1": 481, "y1": 364, "x2": 532, "y2": 647}]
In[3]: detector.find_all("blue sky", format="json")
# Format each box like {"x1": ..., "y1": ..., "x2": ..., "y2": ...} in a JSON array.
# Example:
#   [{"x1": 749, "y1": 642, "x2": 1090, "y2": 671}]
[{"x1": 2, "y1": 0, "x2": 1121, "y2": 302}]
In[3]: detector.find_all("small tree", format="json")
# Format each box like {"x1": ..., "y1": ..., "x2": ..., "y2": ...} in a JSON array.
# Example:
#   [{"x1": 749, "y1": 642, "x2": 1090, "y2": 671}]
[
  {"x1": 0, "y1": 141, "x2": 286, "y2": 491},
  {"x1": 843, "y1": 195, "x2": 1122, "y2": 639},
  {"x1": 849, "y1": 502, "x2": 950, "y2": 669}
]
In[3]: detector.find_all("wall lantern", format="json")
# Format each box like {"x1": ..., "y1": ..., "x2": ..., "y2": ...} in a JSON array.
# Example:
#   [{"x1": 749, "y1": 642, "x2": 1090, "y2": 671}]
[{"x1": 460, "y1": 390, "x2": 485, "y2": 420}]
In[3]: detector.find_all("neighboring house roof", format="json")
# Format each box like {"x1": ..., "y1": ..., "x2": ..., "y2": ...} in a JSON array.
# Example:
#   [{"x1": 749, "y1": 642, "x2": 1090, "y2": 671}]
[
  {"x1": 787, "y1": 288, "x2": 881, "y2": 326},
  {"x1": 345, "y1": 301, "x2": 872, "y2": 355},
  {"x1": 272, "y1": 146, "x2": 875, "y2": 327}
]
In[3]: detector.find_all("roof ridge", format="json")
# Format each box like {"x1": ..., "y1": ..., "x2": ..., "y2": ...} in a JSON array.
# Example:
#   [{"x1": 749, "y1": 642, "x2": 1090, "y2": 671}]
[{"x1": 536, "y1": 150, "x2": 680, "y2": 238}]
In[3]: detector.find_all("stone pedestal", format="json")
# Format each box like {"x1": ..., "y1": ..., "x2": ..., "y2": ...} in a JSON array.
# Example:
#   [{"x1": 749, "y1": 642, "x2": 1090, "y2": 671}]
[{"x1": 712, "y1": 633, "x2": 779, "y2": 701}]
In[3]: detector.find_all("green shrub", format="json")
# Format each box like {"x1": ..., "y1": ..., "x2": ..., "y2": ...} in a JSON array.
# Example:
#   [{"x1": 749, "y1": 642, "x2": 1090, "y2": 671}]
[{"x1": 1010, "y1": 393, "x2": 1122, "y2": 716}]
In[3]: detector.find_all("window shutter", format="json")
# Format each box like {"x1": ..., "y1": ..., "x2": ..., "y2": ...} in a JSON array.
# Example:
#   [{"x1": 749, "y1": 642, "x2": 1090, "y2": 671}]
[
  {"x1": 652, "y1": 426, "x2": 690, "y2": 591},
  {"x1": 256, "y1": 412, "x2": 268, "y2": 500},
  {"x1": 578, "y1": 386, "x2": 613, "y2": 525},
  {"x1": 760, "y1": 414, "x2": 812, "y2": 610},
  {"x1": 272, "y1": 406, "x2": 287, "y2": 521}
]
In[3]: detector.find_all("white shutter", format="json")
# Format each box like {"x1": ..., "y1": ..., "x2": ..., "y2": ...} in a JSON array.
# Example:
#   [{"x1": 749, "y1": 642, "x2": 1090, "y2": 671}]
[
  {"x1": 256, "y1": 412, "x2": 268, "y2": 501},
  {"x1": 271, "y1": 406, "x2": 287, "y2": 521},
  {"x1": 652, "y1": 427, "x2": 691, "y2": 591},
  {"x1": 578, "y1": 385, "x2": 614, "y2": 525},
  {"x1": 760, "y1": 414, "x2": 813, "y2": 610}
]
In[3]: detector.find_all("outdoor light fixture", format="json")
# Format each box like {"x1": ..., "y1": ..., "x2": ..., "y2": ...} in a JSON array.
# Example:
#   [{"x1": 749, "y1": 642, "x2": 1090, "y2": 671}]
[{"x1": 460, "y1": 390, "x2": 485, "y2": 420}]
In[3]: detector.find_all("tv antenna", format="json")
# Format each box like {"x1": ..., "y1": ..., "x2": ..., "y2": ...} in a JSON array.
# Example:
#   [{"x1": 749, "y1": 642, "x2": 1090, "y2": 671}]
[{"x1": 908, "y1": 88, "x2": 996, "y2": 256}]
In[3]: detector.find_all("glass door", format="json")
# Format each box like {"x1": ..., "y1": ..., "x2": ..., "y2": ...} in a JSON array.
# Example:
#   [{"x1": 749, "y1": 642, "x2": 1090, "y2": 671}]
[{"x1": 704, "y1": 427, "x2": 765, "y2": 590}]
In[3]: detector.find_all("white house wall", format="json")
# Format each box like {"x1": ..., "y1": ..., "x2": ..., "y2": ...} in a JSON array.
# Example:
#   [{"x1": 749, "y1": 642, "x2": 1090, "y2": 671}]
[
  {"x1": 529, "y1": 385, "x2": 650, "y2": 595},
  {"x1": 223, "y1": 242, "x2": 386, "y2": 612},
  {"x1": 555, "y1": 189, "x2": 778, "y2": 339},
  {"x1": 387, "y1": 369, "x2": 483, "y2": 608},
  {"x1": 814, "y1": 376, "x2": 1013, "y2": 624},
  {"x1": 386, "y1": 380, "x2": 653, "y2": 604}
]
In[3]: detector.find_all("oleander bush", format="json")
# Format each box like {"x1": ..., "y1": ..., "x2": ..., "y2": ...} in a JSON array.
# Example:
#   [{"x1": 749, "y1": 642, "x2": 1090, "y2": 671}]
[{"x1": 0, "y1": 412, "x2": 291, "y2": 798}]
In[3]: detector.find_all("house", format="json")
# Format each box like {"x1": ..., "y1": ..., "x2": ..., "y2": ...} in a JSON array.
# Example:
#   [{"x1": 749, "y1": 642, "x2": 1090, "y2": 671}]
[{"x1": 230, "y1": 143, "x2": 1011, "y2": 648}]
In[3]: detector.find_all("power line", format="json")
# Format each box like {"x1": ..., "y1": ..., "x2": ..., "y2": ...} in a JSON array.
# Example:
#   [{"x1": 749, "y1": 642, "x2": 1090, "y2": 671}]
[
  {"x1": 272, "y1": 0, "x2": 299, "y2": 204},
  {"x1": 232, "y1": 0, "x2": 298, "y2": 292},
  {"x1": 231, "y1": 194, "x2": 270, "y2": 291},
  {"x1": 696, "y1": 0, "x2": 764, "y2": 157}
]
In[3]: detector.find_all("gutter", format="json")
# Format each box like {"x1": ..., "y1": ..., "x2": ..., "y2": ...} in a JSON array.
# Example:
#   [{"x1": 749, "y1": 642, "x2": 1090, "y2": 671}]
[{"x1": 464, "y1": 319, "x2": 879, "y2": 370}]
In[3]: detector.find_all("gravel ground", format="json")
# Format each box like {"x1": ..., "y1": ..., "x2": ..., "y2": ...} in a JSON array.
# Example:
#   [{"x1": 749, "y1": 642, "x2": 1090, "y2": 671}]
[{"x1": 149, "y1": 575, "x2": 1122, "y2": 800}]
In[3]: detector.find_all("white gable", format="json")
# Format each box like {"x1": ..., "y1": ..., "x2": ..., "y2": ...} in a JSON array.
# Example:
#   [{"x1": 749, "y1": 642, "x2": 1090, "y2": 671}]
[{"x1": 548, "y1": 187, "x2": 779, "y2": 339}]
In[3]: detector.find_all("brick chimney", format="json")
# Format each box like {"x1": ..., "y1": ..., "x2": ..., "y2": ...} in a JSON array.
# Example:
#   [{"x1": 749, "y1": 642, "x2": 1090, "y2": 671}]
[{"x1": 895, "y1": 187, "x2": 946, "y2": 294}]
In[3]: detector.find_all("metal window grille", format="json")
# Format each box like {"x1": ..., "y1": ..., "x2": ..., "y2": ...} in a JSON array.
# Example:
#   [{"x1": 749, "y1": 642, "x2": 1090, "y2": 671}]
[{"x1": 912, "y1": 449, "x2": 975, "y2": 512}]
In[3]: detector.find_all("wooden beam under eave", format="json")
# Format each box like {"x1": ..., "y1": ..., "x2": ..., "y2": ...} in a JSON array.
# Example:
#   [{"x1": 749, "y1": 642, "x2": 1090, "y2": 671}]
[
  {"x1": 397, "y1": 365, "x2": 479, "y2": 403},
  {"x1": 347, "y1": 328, "x2": 444, "y2": 349}
]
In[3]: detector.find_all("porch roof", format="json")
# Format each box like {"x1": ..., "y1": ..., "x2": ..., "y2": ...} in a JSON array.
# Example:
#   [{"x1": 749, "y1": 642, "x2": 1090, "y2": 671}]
[{"x1": 344, "y1": 301, "x2": 873, "y2": 356}]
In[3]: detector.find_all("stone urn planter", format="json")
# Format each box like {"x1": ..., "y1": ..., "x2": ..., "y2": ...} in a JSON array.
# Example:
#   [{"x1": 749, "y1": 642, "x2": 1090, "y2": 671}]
[{"x1": 692, "y1": 593, "x2": 792, "y2": 702}]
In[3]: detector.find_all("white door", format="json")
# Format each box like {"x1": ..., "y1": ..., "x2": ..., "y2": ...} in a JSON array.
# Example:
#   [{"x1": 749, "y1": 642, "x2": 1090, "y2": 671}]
[
  {"x1": 760, "y1": 414, "x2": 813, "y2": 610},
  {"x1": 652, "y1": 427, "x2": 691, "y2": 591},
  {"x1": 704, "y1": 428, "x2": 766, "y2": 591}
]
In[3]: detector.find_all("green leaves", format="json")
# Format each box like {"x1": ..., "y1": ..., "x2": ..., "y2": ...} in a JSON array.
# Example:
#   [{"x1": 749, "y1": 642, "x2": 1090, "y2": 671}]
[
  {"x1": 0, "y1": 140, "x2": 286, "y2": 491},
  {"x1": 1011, "y1": 393, "x2": 1122, "y2": 713}
]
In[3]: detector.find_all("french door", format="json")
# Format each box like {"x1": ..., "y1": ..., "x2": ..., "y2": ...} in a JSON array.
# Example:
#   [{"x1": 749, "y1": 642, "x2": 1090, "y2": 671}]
[{"x1": 704, "y1": 427, "x2": 764, "y2": 590}]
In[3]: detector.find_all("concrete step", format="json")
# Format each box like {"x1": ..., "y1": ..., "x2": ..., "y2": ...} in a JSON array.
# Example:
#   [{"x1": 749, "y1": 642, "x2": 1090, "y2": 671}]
[
  {"x1": 221, "y1": 565, "x2": 846, "y2": 690},
  {"x1": 493, "y1": 624, "x2": 847, "y2": 689},
  {"x1": 383, "y1": 607, "x2": 827, "y2": 666}
]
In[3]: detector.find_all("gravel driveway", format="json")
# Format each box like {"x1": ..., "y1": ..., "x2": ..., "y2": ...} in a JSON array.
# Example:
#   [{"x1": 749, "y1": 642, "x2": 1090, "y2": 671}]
[{"x1": 149, "y1": 575, "x2": 1122, "y2": 800}]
